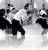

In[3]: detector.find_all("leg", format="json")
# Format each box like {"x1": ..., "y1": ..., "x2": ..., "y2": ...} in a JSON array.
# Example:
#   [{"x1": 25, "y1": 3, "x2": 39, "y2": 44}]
[
  {"x1": 17, "y1": 24, "x2": 25, "y2": 37},
  {"x1": 12, "y1": 26, "x2": 17, "y2": 50},
  {"x1": 17, "y1": 24, "x2": 25, "y2": 47},
  {"x1": 12, "y1": 20, "x2": 25, "y2": 50}
]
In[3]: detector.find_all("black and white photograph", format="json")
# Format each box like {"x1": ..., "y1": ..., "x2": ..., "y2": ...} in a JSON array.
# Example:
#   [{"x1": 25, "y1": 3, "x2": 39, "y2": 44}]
[{"x1": 0, "y1": 0, "x2": 48, "y2": 50}]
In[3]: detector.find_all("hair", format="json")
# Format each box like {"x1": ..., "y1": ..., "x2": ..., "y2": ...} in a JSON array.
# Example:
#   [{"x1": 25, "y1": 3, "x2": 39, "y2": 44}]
[
  {"x1": 7, "y1": 3, "x2": 13, "y2": 7},
  {"x1": 24, "y1": 3, "x2": 30, "y2": 10},
  {"x1": 8, "y1": 4, "x2": 11, "y2": 7},
  {"x1": 0, "y1": 9, "x2": 5, "y2": 17},
  {"x1": 12, "y1": 8, "x2": 15, "y2": 10}
]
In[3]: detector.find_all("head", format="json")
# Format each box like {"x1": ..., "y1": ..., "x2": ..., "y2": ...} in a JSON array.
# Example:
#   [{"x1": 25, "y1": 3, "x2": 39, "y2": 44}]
[
  {"x1": 8, "y1": 4, "x2": 11, "y2": 7},
  {"x1": 7, "y1": 3, "x2": 13, "y2": 7},
  {"x1": 0, "y1": 9, "x2": 5, "y2": 17},
  {"x1": 12, "y1": 8, "x2": 16, "y2": 14},
  {"x1": 42, "y1": 3, "x2": 45, "y2": 10},
  {"x1": 24, "y1": 3, "x2": 32, "y2": 12},
  {"x1": 11, "y1": 8, "x2": 16, "y2": 14}
]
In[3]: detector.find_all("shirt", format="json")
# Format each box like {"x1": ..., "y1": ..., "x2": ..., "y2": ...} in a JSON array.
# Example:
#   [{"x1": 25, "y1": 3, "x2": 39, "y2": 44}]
[
  {"x1": 40, "y1": 9, "x2": 47, "y2": 15},
  {"x1": 6, "y1": 12, "x2": 15, "y2": 24},
  {"x1": 13, "y1": 9, "x2": 27, "y2": 21}
]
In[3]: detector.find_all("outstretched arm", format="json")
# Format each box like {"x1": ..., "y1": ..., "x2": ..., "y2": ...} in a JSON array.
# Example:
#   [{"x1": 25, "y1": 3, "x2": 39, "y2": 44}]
[{"x1": 23, "y1": 13, "x2": 32, "y2": 22}]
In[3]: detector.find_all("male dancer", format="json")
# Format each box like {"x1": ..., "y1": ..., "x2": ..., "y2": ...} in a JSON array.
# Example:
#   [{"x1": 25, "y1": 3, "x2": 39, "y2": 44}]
[{"x1": 12, "y1": 3, "x2": 32, "y2": 35}]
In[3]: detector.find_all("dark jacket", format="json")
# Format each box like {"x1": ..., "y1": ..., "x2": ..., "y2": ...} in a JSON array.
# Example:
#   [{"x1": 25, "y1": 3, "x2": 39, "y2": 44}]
[
  {"x1": 36, "y1": 18, "x2": 48, "y2": 29},
  {"x1": 0, "y1": 16, "x2": 12, "y2": 30}
]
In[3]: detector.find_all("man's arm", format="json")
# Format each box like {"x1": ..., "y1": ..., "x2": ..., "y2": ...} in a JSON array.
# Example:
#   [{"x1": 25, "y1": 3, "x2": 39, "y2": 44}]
[
  {"x1": 22, "y1": 14, "x2": 32, "y2": 21},
  {"x1": 26, "y1": 14, "x2": 32, "y2": 20}
]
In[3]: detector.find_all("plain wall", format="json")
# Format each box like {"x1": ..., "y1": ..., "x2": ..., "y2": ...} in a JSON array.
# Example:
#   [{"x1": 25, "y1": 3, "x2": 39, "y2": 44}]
[
  {"x1": 0, "y1": 0, "x2": 30, "y2": 10},
  {"x1": 44, "y1": 0, "x2": 48, "y2": 9},
  {"x1": 0, "y1": 0, "x2": 5, "y2": 9},
  {"x1": 33, "y1": 0, "x2": 43, "y2": 10},
  {"x1": 33, "y1": 0, "x2": 48, "y2": 10},
  {"x1": 6, "y1": 0, "x2": 30, "y2": 10},
  {"x1": 0, "y1": 0, "x2": 48, "y2": 10}
]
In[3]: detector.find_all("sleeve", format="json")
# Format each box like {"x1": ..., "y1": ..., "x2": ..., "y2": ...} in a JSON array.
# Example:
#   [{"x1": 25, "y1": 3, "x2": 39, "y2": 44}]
[
  {"x1": 36, "y1": 19, "x2": 39, "y2": 23},
  {"x1": 21, "y1": 12, "x2": 27, "y2": 21}
]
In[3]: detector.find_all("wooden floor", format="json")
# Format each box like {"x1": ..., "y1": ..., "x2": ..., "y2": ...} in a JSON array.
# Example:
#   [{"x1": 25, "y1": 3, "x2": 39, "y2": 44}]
[
  {"x1": 18, "y1": 24, "x2": 44, "y2": 46},
  {"x1": 21, "y1": 24, "x2": 48, "y2": 50}
]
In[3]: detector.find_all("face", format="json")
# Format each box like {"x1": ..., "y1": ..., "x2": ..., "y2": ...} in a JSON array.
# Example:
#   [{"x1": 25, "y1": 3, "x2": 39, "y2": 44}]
[
  {"x1": 11, "y1": 9, "x2": 16, "y2": 14},
  {"x1": 28, "y1": 5, "x2": 32, "y2": 11}
]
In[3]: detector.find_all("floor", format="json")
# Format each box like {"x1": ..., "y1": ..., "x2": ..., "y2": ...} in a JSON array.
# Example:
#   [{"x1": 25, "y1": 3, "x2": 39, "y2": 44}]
[
  {"x1": 18, "y1": 24, "x2": 44, "y2": 46},
  {"x1": 9, "y1": 24, "x2": 44, "y2": 50},
  {"x1": 0, "y1": 24, "x2": 44, "y2": 47}
]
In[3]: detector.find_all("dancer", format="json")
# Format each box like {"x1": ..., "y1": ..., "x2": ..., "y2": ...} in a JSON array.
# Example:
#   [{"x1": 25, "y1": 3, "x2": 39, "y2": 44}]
[
  {"x1": 36, "y1": 9, "x2": 47, "y2": 29},
  {"x1": 12, "y1": 3, "x2": 32, "y2": 35},
  {"x1": 0, "y1": 9, "x2": 12, "y2": 34}
]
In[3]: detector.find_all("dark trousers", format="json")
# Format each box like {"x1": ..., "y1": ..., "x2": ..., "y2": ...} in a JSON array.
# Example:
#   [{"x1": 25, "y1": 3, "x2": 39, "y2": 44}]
[
  {"x1": 36, "y1": 18, "x2": 48, "y2": 29},
  {"x1": 12, "y1": 20, "x2": 25, "y2": 50}
]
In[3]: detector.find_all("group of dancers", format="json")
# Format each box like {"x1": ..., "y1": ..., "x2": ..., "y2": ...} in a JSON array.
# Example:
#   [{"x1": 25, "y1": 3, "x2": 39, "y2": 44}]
[
  {"x1": 0, "y1": 3, "x2": 32, "y2": 35},
  {"x1": 0, "y1": 3, "x2": 48, "y2": 50}
]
